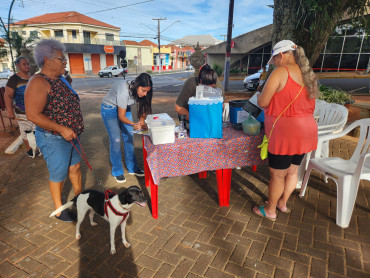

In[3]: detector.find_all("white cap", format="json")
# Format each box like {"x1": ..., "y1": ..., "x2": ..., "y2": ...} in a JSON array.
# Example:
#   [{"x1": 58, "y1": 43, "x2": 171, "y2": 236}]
[{"x1": 267, "y1": 40, "x2": 297, "y2": 65}]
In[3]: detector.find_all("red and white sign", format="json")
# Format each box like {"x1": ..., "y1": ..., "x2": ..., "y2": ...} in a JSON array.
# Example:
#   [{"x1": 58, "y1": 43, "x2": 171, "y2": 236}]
[
  {"x1": 231, "y1": 41, "x2": 235, "y2": 48},
  {"x1": 104, "y1": 45, "x2": 114, "y2": 54}
]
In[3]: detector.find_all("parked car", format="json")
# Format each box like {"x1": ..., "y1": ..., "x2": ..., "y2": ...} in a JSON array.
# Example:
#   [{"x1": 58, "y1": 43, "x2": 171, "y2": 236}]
[
  {"x1": 98, "y1": 66, "x2": 123, "y2": 78},
  {"x1": 243, "y1": 65, "x2": 269, "y2": 90},
  {"x1": 0, "y1": 69, "x2": 13, "y2": 79},
  {"x1": 186, "y1": 65, "x2": 194, "y2": 70}
]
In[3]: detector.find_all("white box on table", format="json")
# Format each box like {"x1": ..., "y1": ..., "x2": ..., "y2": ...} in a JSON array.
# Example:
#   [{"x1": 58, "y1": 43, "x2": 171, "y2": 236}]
[{"x1": 145, "y1": 113, "x2": 176, "y2": 145}]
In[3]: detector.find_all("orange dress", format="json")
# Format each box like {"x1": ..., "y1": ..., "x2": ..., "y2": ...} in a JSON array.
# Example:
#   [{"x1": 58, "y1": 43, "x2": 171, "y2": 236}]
[{"x1": 264, "y1": 68, "x2": 318, "y2": 155}]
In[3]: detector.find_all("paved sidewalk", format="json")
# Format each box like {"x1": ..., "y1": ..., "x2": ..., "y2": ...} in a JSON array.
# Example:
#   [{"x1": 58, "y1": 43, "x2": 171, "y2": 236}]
[{"x1": 0, "y1": 89, "x2": 369, "y2": 278}]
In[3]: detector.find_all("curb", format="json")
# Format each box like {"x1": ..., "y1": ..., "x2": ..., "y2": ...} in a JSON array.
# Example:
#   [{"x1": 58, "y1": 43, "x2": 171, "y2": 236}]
[{"x1": 70, "y1": 70, "x2": 192, "y2": 79}]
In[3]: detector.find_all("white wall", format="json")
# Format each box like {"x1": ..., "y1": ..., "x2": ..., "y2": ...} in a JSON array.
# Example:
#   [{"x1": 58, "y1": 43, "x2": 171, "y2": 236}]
[
  {"x1": 83, "y1": 53, "x2": 92, "y2": 72},
  {"x1": 100, "y1": 54, "x2": 106, "y2": 69}
]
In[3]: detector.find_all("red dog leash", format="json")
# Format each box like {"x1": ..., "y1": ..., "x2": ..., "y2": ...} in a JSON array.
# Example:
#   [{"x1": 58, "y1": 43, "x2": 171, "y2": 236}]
[{"x1": 70, "y1": 136, "x2": 104, "y2": 189}]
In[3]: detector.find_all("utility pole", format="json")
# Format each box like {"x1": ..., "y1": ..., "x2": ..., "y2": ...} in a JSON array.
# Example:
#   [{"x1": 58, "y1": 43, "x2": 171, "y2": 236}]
[
  {"x1": 153, "y1": 17, "x2": 166, "y2": 73},
  {"x1": 223, "y1": 0, "x2": 234, "y2": 92},
  {"x1": 220, "y1": 35, "x2": 227, "y2": 41}
]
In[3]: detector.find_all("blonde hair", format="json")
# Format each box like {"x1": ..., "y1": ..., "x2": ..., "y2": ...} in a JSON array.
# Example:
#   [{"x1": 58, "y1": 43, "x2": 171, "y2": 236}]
[{"x1": 292, "y1": 46, "x2": 320, "y2": 99}]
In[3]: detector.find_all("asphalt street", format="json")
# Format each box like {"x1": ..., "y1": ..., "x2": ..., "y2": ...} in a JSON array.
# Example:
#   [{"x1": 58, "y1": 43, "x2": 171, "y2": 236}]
[{"x1": 0, "y1": 71, "x2": 369, "y2": 94}]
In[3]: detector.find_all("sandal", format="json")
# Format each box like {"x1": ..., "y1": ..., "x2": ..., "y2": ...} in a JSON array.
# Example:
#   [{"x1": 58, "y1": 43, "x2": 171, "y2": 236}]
[
  {"x1": 264, "y1": 200, "x2": 291, "y2": 213},
  {"x1": 252, "y1": 206, "x2": 276, "y2": 222}
]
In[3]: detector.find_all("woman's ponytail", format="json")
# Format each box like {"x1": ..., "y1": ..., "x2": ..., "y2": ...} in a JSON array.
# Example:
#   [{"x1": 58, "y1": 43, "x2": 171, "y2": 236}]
[{"x1": 294, "y1": 46, "x2": 320, "y2": 99}]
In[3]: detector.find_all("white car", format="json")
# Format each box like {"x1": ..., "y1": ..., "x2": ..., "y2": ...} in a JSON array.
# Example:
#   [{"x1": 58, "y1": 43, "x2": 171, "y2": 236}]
[
  {"x1": 0, "y1": 69, "x2": 13, "y2": 79},
  {"x1": 98, "y1": 66, "x2": 123, "y2": 78},
  {"x1": 243, "y1": 65, "x2": 269, "y2": 90}
]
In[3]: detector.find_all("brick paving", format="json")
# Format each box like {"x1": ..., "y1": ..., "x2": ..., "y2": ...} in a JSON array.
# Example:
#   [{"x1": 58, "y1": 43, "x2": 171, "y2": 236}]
[{"x1": 0, "y1": 85, "x2": 369, "y2": 278}]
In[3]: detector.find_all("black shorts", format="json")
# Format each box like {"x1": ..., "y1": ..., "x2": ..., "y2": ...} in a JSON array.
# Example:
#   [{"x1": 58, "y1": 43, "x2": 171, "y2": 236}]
[{"x1": 268, "y1": 152, "x2": 305, "y2": 170}]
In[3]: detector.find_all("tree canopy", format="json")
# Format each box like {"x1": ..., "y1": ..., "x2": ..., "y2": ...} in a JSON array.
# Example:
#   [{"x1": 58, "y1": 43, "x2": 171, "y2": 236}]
[{"x1": 272, "y1": 0, "x2": 369, "y2": 65}]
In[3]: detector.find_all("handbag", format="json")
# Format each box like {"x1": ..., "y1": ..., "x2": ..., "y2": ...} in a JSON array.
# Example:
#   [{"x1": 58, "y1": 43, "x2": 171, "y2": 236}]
[{"x1": 257, "y1": 84, "x2": 305, "y2": 160}]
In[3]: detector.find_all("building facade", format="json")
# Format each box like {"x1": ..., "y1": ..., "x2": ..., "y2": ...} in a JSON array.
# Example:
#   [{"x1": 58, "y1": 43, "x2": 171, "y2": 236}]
[
  {"x1": 122, "y1": 40, "x2": 152, "y2": 73},
  {"x1": 204, "y1": 21, "x2": 369, "y2": 74},
  {"x1": 170, "y1": 45, "x2": 194, "y2": 70},
  {"x1": 312, "y1": 23, "x2": 369, "y2": 72},
  {"x1": 6, "y1": 11, "x2": 126, "y2": 75}
]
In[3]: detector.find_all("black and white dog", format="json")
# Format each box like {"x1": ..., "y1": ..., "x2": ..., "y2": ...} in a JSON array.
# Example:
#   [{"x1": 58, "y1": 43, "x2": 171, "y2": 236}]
[{"x1": 50, "y1": 185, "x2": 147, "y2": 254}]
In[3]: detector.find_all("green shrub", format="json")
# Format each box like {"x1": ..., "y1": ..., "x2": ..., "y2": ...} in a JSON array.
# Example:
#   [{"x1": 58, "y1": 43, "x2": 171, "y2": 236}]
[
  {"x1": 146, "y1": 70, "x2": 152, "y2": 74},
  {"x1": 212, "y1": 63, "x2": 223, "y2": 77},
  {"x1": 230, "y1": 68, "x2": 240, "y2": 75},
  {"x1": 319, "y1": 85, "x2": 353, "y2": 105}
]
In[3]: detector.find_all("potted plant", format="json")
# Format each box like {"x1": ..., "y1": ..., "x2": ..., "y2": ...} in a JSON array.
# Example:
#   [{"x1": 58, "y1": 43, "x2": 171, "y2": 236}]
[{"x1": 319, "y1": 85, "x2": 354, "y2": 107}]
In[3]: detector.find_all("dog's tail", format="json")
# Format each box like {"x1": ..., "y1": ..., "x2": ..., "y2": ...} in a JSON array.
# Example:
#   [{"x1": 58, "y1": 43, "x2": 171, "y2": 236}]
[{"x1": 49, "y1": 201, "x2": 74, "y2": 217}]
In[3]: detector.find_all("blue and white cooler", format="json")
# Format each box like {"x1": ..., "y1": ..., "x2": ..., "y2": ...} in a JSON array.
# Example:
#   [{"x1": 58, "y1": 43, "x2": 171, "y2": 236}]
[{"x1": 188, "y1": 97, "x2": 223, "y2": 138}]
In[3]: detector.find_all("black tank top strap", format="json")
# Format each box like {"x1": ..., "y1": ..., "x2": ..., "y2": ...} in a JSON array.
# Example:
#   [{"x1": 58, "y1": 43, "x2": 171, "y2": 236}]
[{"x1": 38, "y1": 72, "x2": 53, "y2": 85}]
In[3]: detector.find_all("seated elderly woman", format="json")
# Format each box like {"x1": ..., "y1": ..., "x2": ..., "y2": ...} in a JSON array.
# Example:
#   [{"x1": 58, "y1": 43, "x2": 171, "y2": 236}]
[
  {"x1": 25, "y1": 39, "x2": 84, "y2": 222},
  {"x1": 4, "y1": 56, "x2": 34, "y2": 157}
]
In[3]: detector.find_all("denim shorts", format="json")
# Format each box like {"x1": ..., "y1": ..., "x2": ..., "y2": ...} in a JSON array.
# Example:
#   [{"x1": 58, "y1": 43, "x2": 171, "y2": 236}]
[{"x1": 35, "y1": 127, "x2": 81, "y2": 182}]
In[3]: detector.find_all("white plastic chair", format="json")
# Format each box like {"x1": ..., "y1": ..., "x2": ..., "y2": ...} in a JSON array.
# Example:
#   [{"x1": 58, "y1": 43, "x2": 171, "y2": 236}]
[
  {"x1": 299, "y1": 118, "x2": 370, "y2": 228},
  {"x1": 315, "y1": 102, "x2": 349, "y2": 158},
  {"x1": 297, "y1": 102, "x2": 348, "y2": 188},
  {"x1": 223, "y1": 102, "x2": 230, "y2": 122}
]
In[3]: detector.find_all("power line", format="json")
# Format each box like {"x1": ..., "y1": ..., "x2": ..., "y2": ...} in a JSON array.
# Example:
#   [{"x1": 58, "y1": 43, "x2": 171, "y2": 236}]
[{"x1": 84, "y1": 0, "x2": 154, "y2": 15}]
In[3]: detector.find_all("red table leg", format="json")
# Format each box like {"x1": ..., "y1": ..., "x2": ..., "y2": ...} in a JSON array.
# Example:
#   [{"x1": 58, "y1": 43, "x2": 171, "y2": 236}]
[
  {"x1": 142, "y1": 135, "x2": 158, "y2": 219},
  {"x1": 198, "y1": 171, "x2": 207, "y2": 179},
  {"x1": 252, "y1": 165, "x2": 257, "y2": 171},
  {"x1": 222, "y1": 169, "x2": 232, "y2": 206},
  {"x1": 150, "y1": 180, "x2": 158, "y2": 219},
  {"x1": 142, "y1": 136, "x2": 150, "y2": 187},
  {"x1": 216, "y1": 169, "x2": 232, "y2": 207},
  {"x1": 146, "y1": 157, "x2": 158, "y2": 218},
  {"x1": 216, "y1": 169, "x2": 224, "y2": 206}
]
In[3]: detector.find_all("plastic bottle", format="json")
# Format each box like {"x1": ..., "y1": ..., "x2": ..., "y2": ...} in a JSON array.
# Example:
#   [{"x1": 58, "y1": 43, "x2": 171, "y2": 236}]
[{"x1": 178, "y1": 115, "x2": 188, "y2": 139}]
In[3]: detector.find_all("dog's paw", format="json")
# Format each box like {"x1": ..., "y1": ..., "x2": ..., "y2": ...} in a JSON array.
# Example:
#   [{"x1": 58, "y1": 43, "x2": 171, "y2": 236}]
[
  {"x1": 123, "y1": 241, "x2": 131, "y2": 248},
  {"x1": 76, "y1": 234, "x2": 81, "y2": 240},
  {"x1": 110, "y1": 249, "x2": 116, "y2": 255},
  {"x1": 91, "y1": 222, "x2": 97, "y2": 227}
]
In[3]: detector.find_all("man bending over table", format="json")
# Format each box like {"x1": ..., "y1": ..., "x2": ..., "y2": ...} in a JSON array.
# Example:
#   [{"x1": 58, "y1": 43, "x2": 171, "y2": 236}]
[{"x1": 175, "y1": 64, "x2": 224, "y2": 122}]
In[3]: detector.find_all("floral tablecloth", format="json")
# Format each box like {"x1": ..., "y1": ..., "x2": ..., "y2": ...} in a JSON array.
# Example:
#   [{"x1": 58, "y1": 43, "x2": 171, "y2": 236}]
[{"x1": 144, "y1": 125, "x2": 265, "y2": 185}]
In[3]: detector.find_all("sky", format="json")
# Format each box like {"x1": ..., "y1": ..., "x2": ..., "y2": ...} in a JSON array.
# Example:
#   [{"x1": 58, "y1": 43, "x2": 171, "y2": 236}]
[{"x1": 0, "y1": 0, "x2": 274, "y2": 44}]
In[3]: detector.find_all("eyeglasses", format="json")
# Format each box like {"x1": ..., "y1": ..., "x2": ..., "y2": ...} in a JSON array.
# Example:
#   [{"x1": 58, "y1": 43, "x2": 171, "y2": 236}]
[{"x1": 54, "y1": 56, "x2": 67, "y2": 63}]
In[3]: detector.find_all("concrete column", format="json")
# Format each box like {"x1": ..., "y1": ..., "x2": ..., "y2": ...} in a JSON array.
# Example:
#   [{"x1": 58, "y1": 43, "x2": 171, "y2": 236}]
[{"x1": 63, "y1": 28, "x2": 68, "y2": 43}]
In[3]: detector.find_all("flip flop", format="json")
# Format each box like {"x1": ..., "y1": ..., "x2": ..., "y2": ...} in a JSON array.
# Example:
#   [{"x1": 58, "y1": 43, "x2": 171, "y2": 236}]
[
  {"x1": 252, "y1": 206, "x2": 276, "y2": 222},
  {"x1": 264, "y1": 200, "x2": 291, "y2": 213}
]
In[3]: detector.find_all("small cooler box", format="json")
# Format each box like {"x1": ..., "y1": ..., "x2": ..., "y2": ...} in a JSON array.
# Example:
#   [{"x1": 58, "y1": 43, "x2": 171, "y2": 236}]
[
  {"x1": 188, "y1": 97, "x2": 223, "y2": 138},
  {"x1": 229, "y1": 100, "x2": 250, "y2": 124},
  {"x1": 145, "y1": 113, "x2": 176, "y2": 145}
]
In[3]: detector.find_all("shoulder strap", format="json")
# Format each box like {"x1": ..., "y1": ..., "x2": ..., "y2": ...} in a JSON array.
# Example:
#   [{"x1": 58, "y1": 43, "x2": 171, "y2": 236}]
[
  {"x1": 267, "y1": 84, "x2": 305, "y2": 141},
  {"x1": 59, "y1": 76, "x2": 79, "y2": 99},
  {"x1": 284, "y1": 66, "x2": 290, "y2": 76}
]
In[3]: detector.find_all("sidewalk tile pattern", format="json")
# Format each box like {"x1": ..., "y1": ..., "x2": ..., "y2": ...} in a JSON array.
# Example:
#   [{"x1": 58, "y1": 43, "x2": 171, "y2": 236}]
[{"x1": 0, "y1": 91, "x2": 369, "y2": 277}]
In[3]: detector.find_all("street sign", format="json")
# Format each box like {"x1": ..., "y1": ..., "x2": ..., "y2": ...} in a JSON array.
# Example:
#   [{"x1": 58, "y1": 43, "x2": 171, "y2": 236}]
[
  {"x1": 121, "y1": 59, "x2": 127, "y2": 68},
  {"x1": 104, "y1": 45, "x2": 114, "y2": 53},
  {"x1": 119, "y1": 50, "x2": 126, "y2": 59}
]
